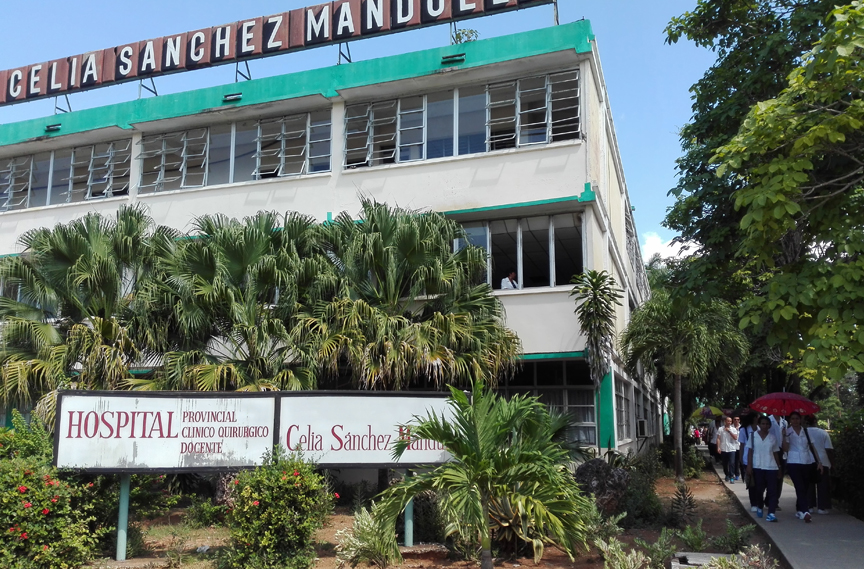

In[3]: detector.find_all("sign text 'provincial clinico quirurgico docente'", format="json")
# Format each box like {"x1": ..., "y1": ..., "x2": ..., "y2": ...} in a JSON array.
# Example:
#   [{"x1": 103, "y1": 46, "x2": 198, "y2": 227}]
[
  {"x1": 53, "y1": 391, "x2": 452, "y2": 472},
  {"x1": 0, "y1": 0, "x2": 552, "y2": 107}
]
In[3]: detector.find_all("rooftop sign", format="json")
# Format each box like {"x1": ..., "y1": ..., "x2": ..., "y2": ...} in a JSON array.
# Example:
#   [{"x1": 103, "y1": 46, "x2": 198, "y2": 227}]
[
  {"x1": 54, "y1": 391, "x2": 452, "y2": 472},
  {"x1": 0, "y1": 0, "x2": 553, "y2": 108}
]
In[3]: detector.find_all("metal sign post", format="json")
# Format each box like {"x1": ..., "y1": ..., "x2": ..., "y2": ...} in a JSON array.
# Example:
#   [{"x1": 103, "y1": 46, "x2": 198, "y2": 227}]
[{"x1": 116, "y1": 475, "x2": 131, "y2": 561}]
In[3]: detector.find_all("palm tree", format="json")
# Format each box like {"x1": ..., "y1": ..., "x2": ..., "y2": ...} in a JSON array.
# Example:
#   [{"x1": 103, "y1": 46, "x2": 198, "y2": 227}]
[
  {"x1": 128, "y1": 211, "x2": 327, "y2": 392},
  {"x1": 0, "y1": 205, "x2": 161, "y2": 423},
  {"x1": 378, "y1": 383, "x2": 591, "y2": 569},
  {"x1": 306, "y1": 199, "x2": 520, "y2": 390},
  {"x1": 570, "y1": 270, "x2": 623, "y2": 449},
  {"x1": 620, "y1": 279, "x2": 748, "y2": 480}
]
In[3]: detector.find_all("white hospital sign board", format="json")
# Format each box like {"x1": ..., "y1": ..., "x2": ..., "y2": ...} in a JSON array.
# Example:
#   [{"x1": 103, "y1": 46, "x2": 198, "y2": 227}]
[{"x1": 54, "y1": 391, "x2": 451, "y2": 472}]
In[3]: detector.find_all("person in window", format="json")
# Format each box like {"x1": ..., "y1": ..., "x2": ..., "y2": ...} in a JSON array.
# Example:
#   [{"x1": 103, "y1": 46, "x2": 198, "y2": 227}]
[{"x1": 500, "y1": 269, "x2": 519, "y2": 290}]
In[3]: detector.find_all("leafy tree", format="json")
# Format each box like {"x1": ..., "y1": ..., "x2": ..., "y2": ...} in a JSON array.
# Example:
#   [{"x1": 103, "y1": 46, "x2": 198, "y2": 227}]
[
  {"x1": 378, "y1": 383, "x2": 591, "y2": 569},
  {"x1": 662, "y1": 1, "x2": 835, "y2": 385},
  {"x1": 621, "y1": 282, "x2": 748, "y2": 480},
  {"x1": 712, "y1": 1, "x2": 864, "y2": 379}
]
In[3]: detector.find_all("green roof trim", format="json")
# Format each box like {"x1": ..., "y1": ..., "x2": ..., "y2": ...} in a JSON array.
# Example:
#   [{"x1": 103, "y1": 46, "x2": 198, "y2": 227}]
[
  {"x1": 444, "y1": 188, "x2": 595, "y2": 216},
  {"x1": 0, "y1": 20, "x2": 594, "y2": 148},
  {"x1": 521, "y1": 351, "x2": 585, "y2": 360}
]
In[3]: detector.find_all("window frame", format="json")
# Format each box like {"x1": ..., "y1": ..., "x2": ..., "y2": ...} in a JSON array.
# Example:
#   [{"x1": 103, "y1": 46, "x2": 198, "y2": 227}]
[{"x1": 458, "y1": 215, "x2": 583, "y2": 290}]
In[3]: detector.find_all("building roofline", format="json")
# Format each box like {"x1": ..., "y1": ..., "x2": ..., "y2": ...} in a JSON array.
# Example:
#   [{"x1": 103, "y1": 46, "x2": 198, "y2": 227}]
[{"x1": 0, "y1": 20, "x2": 593, "y2": 149}]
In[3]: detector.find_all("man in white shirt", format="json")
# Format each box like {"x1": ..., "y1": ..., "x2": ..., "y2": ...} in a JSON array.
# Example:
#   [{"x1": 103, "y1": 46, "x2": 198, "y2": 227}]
[
  {"x1": 500, "y1": 269, "x2": 519, "y2": 290},
  {"x1": 805, "y1": 415, "x2": 834, "y2": 514},
  {"x1": 717, "y1": 416, "x2": 739, "y2": 483}
]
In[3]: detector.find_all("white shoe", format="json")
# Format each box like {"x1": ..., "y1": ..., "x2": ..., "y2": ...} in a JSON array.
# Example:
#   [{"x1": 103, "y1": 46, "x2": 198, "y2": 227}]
[
  {"x1": 817, "y1": 509, "x2": 830, "y2": 515},
  {"x1": 750, "y1": 506, "x2": 758, "y2": 512},
  {"x1": 795, "y1": 511, "x2": 805, "y2": 520}
]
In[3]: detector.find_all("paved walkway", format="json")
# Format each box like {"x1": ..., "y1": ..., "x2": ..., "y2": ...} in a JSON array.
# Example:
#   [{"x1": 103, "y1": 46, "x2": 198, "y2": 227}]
[{"x1": 710, "y1": 457, "x2": 864, "y2": 569}]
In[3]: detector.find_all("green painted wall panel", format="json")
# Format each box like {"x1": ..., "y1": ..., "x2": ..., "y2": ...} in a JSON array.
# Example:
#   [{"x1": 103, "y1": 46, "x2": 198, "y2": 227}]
[
  {"x1": 0, "y1": 20, "x2": 594, "y2": 148},
  {"x1": 597, "y1": 372, "x2": 616, "y2": 450}
]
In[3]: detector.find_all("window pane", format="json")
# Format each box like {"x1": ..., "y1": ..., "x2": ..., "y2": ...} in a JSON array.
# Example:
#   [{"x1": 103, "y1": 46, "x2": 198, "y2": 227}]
[
  {"x1": 233, "y1": 121, "x2": 258, "y2": 183},
  {"x1": 88, "y1": 141, "x2": 131, "y2": 198},
  {"x1": 490, "y1": 219, "x2": 518, "y2": 290},
  {"x1": 0, "y1": 156, "x2": 31, "y2": 211},
  {"x1": 568, "y1": 425, "x2": 596, "y2": 445},
  {"x1": 371, "y1": 101, "x2": 397, "y2": 166},
  {"x1": 565, "y1": 360, "x2": 592, "y2": 386},
  {"x1": 522, "y1": 216, "x2": 550, "y2": 288},
  {"x1": 49, "y1": 150, "x2": 72, "y2": 205},
  {"x1": 309, "y1": 110, "x2": 332, "y2": 173},
  {"x1": 29, "y1": 153, "x2": 51, "y2": 208},
  {"x1": 553, "y1": 214, "x2": 582, "y2": 285},
  {"x1": 427, "y1": 91, "x2": 454, "y2": 159},
  {"x1": 208, "y1": 124, "x2": 232, "y2": 185},
  {"x1": 519, "y1": 76, "x2": 548, "y2": 145},
  {"x1": 345, "y1": 104, "x2": 371, "y2": 168},
  {"x1": 487, "y1": 82, "x2": 516, "y2": 151},
  {"x1": 457, "y1": 222, "x2": 488, "y2": 251},
  {"x1": 458, "y1": 86, "x2": 486, "y2": 156},
  {"x1": 536, "y1": 361, "x2": 564, "y2": 385},
  {"x1": 509, "y1": 363, "x2": 534, "y2": 386},
  {"x1": 536, "y1": 389, "x2": 563, "y2": 407},
  {"x1": 550, "y1": 70, "x2": 580, "y2": 142}
]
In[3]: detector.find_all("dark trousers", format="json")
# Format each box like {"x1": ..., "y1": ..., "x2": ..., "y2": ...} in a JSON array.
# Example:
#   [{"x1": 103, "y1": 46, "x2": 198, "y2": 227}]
[
  {"x1": 745, "y1": 465, "x2": 760, "y2": 507},
  {"x1": 753, "y1": 468, "x2": 779, "y2": 514},
  {"x1": 808, "y1": 466, "x2": 831, "y2": 510},
  {"x1": 787, "y1": 462, "x2": 811, "y2": 513},
  {"x1": 776, "y1": 457, "x2": 785, "y2": 499},
  {"x1": 708, "y1": 442, "x2": 719, "y2": 462},
  {"x1": 722, "y1": 451, "x2": 738, "y2": 479}
]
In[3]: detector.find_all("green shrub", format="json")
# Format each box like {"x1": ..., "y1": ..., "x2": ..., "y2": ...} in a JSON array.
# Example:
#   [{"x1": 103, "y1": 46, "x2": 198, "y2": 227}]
[
  {"x1": 616, "y1": 449, "x2": 664, "y2": 528},
  {"x1": 0, "y1": 457, "x2": 106, "y2": 569},
  {"x1": 701, "y1": 545, "x2": 779, "y2": 569},
  {"x1": 219, "y1": 448, "x2": 333, "y2": 569},
  {"x1": 832, "y1": 409, "x2": 864, "y2": 519},
  {"x1": 584, "y1": 498, "x2": 625, "y2": 543},
  {"x1": 711, "y1": 520, "x2": 755, "y2": 554},
  {"x1": 0, "y1": 411, "x2": 53, "y2": 463},
  {"x1": 335, "y1": 501, "x2": 402, "y2": 569},
  {"x1": 109, "y1": 522, "x2": 149, "y2": 559},
  {"x1": 634, "y1": 527, "x2": 676, "y2": 569},
  {"x1": 683, "y1": 445, "x2": 705, "y2": 479},
  {"x1": 185, "y1": 494, "x2": 228, "y2": 528},
  {"x1": 676, "y1": 519, "x2": 709, "y2": 552},
  {"x1": 595, "y1": 538, "x2": 649, "y2": 569}
]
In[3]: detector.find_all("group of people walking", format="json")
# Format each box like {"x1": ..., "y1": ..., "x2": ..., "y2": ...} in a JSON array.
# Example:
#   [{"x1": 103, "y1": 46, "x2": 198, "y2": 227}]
[{"x1": 705, "y1": 411, "x2": 833, "y2": 523}]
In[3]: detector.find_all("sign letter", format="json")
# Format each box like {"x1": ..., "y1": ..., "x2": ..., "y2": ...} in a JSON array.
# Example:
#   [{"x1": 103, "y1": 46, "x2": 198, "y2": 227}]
[
  {"x1": 265, "y1": 15, "x2": 284, "y2": 50},
  {"x1": 28, "y1": 64, "x2": 42, "y2": 95},
  {"x1": 307, "y1": 6, "x2": 331, "y2": 43},
  {"x1": 190, "y1": 32, "x2": 206, "y2": 62},
  {"x1": 240, "y1": 21, "x2": 255, "y2": 54}
]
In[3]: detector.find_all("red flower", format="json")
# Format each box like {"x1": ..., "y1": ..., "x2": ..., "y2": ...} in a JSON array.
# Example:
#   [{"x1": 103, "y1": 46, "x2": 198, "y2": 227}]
[
  {"x1": 43, "y1": 545, "x2": 49, "y2": 550},
  {"x1": 234, "y1": 480, "x2": 239, "y2": 485},
  {"x1": 282, "y1": 476, "x2": 286, "y2": 480},
  {"x1": 294, "y1": 483, "x2": 300, "y2": 487},
  {"x1": 20, "y1": 532, "x2": 28, "y2": 540},
  {"x1": 88, "y1": 482, "x2": 94, "y2": 487},
  {"x1": 293, "y1": 471, "x2": 299, "y2": 476},
  {"x1": 18, "y1": 486, "x2": 27, "y2": 493},
  {"x1": 252, "y1": 500, "x2": 259, "y2": 506},
  {"x1": 43, "y1": 475, "x2": 51, "y2": 481},
  {"x1": 42, "y1": 508, "x2": 50, "y2": 515},
  {"x1": 334, "y1": 492, "x2": 340, "y2": 499},
  {"x1": 51, "y1": 497, "x2": 58, "y2": 503},
  {"x1": 23, "y1": 502, "x2": 32, "y2": 508},
  {"x1": 24, "y1": 470, "x2": 32, "y2": 476}
]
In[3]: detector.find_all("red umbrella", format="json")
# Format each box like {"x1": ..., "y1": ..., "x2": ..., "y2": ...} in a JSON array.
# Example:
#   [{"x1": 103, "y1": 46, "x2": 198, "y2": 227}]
[{"x1": 749, "y1": 392, "x2": 820, "y2": 416}]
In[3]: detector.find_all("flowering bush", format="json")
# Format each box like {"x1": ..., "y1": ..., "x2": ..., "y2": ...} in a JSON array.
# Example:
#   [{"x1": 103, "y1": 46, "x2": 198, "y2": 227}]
[
  {"x1": 218, "y1": 448, "x2": 333, "y2": 569},
  {"x1": 0, "y1": 458, "x2": 106, "y2": 569}
]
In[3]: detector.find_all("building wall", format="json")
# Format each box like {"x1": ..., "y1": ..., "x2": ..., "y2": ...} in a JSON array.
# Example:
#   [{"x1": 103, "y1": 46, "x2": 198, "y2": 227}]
[{"x1": 0, "y1": 22, "x2": 657, "y2": 452}]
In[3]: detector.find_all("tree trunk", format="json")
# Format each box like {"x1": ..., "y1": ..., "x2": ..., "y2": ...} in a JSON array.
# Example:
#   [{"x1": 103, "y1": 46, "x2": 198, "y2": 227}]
[{"x1": 673, "y1": 374, "x2": 684, "y2": 482}]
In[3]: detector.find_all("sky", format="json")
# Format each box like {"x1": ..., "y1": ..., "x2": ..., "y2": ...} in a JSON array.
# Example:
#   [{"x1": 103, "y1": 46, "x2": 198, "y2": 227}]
[{"x1": 0, "y1": 1, "x2": 715, "y2": 260}]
